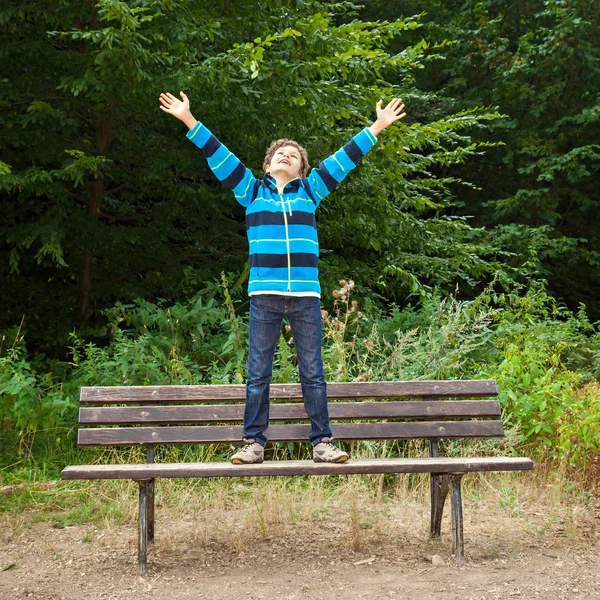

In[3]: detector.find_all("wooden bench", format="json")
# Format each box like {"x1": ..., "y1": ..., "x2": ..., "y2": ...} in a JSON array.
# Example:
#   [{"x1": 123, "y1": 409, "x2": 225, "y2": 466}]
[{"x1": 61, "y1": 380, "x2": 533, "y2": 573}]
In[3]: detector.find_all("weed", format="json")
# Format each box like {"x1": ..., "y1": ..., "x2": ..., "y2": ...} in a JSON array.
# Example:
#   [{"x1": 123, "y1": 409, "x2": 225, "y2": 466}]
[
  {"x1": 81, "y1": 530, "x2": 93, "y2": 543},
  {"x1": 349, "y1": 495, "x2": 362, "y2": 551}
]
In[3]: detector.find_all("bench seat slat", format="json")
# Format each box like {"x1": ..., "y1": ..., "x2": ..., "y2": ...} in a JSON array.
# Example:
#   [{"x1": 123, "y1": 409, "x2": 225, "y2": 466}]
[
  {"x1": 79, "y1": 400, "x2": 501, "y2": 424},
  {"x1": 61, "y1": 456, "x2": 533, "y2": 481},
  {"x1": 80, "y1": 380, "x2": 498, "y2": 404},
  {"x1": 77, "y1": 420, "x2": 504, "y2": 446}
]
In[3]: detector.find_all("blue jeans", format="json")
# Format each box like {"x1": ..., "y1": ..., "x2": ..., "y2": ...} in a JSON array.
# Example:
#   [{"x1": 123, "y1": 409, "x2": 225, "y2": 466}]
[{"x1": 244, "y1": 294, "x2": 332, "y2": 446}]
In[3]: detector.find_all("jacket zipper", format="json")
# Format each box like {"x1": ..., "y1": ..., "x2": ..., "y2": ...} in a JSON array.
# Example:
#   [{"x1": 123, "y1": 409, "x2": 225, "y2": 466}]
[{"x1": 279, "y1": 191, "x2": 292, "y2": 292}]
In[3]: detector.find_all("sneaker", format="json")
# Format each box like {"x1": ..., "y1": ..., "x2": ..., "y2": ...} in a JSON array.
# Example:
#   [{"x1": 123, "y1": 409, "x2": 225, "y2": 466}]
[
  {"x1": 313, "y1": 437, "x2": 349, "y2": 463},
  {"x1": 230, "y1": 438, "x2": 264, "y2": 464}
]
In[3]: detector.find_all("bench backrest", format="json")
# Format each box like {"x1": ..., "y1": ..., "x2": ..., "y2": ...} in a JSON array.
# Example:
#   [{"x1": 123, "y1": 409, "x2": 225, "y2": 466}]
[{"x1": 77, "y1": 380, "x2": 503, "y2": 447}]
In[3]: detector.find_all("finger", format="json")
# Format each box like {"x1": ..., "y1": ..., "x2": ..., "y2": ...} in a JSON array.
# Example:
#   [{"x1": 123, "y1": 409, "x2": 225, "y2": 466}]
[
  {"x1": 159, "y1": 95, "x2": 171, "y2": 106},
  {"x1": 166, "y1": 92, "x2": 177, "y2": 101},
  {"x1": 376, "y1": 99, "x2": 383, "y2": 110},
  {"x1": 159, "y1": 105, "x2": 170, "y2": 113},
  {"x1": 394, "y1": 103, "x2": 406, "y2": 114},
  {"x1": 390, "y1": 98, "x2": 402, "y2": 110},
  {"x1": 180, "y1": 91, "x2": 189, "y2": 102},
  {"x1": 395, "y1": 112, "x2": 407, "y2": 121}
]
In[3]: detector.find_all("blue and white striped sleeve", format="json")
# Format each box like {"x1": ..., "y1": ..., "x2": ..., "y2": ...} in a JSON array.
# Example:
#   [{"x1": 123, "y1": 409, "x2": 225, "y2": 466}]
[
  {"x1": 305, "y1": 127, "x2": 378, "y2": 206},
  {"x1": 186, "y1": 122, "x2": 257, "y2": 207}
]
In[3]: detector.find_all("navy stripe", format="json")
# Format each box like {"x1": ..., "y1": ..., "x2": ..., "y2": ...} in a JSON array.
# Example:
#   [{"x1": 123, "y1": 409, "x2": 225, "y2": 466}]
[
  {"x1": 246, "y1": 211, "x2": 316, "y2": 229},
  {"x1": 222, "y1": 162, "x2": 246, "y2": 190},
  {"x1": 343, "y1": 139, "x2": 363, "y2": 165},
  {"x1": 290, "y1": 253, "x2": 318, "y2": 267},
  {"x1": 202, "y1": 134, "x2": 221, "y2": 158},
  {"x1": 288, "y1": 211, "x2": 316, "y2": 227},
  {"x1": 250, "y1": 253, "x2": 318, "y2": 269},
  {"x1": 250, "y1": 180, "x2": 262, "y2": 202},
  {"x1": 302, "y1": 179, "x2": 317, "y2": 205},
  {"x1": 315, "y1": 163, "x2": 337, "y2": 192}
]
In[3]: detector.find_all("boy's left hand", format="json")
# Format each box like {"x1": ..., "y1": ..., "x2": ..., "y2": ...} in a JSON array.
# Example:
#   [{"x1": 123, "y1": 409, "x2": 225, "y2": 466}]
[{"x1": 370, "y1": 98, "x2": 406, "y2": 136}]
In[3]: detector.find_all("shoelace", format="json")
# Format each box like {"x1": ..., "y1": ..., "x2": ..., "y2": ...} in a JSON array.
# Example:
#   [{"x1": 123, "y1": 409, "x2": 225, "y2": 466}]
[
  {"x1": 319, "y1": 439, "x2": 340, "y2": 451},
  {"x1": 241, "y1": 439, "x2": 261, "y2": 450}
]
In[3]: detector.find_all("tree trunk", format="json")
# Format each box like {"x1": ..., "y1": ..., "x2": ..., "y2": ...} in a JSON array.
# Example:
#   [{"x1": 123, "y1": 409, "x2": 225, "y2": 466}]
[{"x1": 76, "y1": 103, "x2": 116, "y2": 327}]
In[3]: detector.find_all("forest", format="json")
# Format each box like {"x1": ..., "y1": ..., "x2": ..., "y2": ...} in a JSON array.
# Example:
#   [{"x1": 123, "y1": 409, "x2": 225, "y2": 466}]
[{"x1": 1, "y1": 0, "x2": 599, "y2": 479}]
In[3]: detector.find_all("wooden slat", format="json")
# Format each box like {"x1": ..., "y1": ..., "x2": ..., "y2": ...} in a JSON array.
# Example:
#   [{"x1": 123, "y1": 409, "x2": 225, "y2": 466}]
[
  {"x1": 61, "y1": 456, "x2": 533, "y2": 481},
  {"x1": 79, "y1": 400, "x2": 501, "y2": 425},
  {"x1": 79, "y1": 380, "x2": 498, "y2": 404},
  {"x1": 77, "y1": 420, "x2": 504, "y2": 446}
]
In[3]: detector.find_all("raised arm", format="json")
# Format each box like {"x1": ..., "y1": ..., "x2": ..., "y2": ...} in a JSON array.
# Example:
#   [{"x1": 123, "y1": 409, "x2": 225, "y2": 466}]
[
  {"x1": 305, "y1": 98, "x2": 406, "y2": 205},
  {"x1": 159, "y1": 92, "x2": 257, "y2": 207}
]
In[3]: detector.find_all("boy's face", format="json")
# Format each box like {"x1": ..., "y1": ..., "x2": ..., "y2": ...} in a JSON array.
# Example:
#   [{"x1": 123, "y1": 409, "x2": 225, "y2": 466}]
[{"x1": 266, "y1": 145, "x2": 302, "y2": 180}]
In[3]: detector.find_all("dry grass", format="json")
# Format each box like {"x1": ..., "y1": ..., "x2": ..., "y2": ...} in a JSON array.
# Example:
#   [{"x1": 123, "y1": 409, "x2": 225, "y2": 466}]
[
  {"x1": 153, "y1": 467, "x2": 593, "y2": 559},
  {"x1": 1, "y1": 465, "x2": 598, "y2": 562}
]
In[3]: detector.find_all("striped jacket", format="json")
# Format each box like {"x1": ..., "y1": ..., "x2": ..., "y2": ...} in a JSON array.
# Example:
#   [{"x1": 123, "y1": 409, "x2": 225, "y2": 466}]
[{"x1": 186, "y1": 122, "x2": 378, "y2": 295}]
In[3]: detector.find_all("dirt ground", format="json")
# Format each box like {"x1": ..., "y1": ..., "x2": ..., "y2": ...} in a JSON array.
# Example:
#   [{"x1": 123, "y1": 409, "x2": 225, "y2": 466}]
[{"x1": 1, "y1": 484, "x2": 600, "y2": 600}]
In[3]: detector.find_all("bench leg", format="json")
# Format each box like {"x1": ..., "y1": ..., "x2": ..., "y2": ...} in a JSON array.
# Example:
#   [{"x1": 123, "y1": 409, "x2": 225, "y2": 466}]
[
  {"x1": 430, "y1": 473, "x2": 450, "y2": 537},
  {"x1": 450, "y1": 473, "x2": 466, "y2": 564},
  {"x1": 138, "y1": 480, "x2": 149, "y2": 574},
  {"x1": 429, "y1": 440, "x2": 450, "y2": 538},
  {"x1": 145, "y1": 445, "x2": 155, "y2": 544},
  {"x1": 147, "y1": 479, "x2": 155, "y2": 543}
]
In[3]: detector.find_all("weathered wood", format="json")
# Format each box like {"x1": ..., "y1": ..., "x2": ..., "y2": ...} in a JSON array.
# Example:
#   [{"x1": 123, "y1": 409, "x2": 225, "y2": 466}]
[
  {"x1": 77, "y1": 420, "x2": 505, "y2": 447},
  {"x1": 78, "y1": 400, "x2": 502, "y2": 424},
  {"x1": 79, "y1": 380, "x2": 498, "y2": 404},
  {"x1": 61, "y1": 456, "x2": 534, "y2": 481}
]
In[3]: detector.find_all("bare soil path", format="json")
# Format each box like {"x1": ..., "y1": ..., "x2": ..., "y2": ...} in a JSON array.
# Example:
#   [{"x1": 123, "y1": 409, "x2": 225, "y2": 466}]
[{"x1": 2, "y1": 489, "x2": 599, "y2": 600}]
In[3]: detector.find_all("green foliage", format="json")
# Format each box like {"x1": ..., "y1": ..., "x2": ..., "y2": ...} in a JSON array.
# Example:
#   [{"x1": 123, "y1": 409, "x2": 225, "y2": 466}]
[
  {"x1": 479, "y1": 283, "x2": 600, "y2": 466},
  {"x1": 322, "y1": 278, "x2": 498, "y2": 382},
  {"x1": 371, "y1": 0, "x2": 600, "y2": 318},
  {"x1": 2, "y1": 0, "x2": 509, "y2": 354},
  {"x1": 70, "y1": 273, "x2": 249, "y2": 387},
  {"x1": 0, "y1": 325, "x2": 77, "y2": 439},
  {"x1": 2, "y1": 0, "x2": 600, "y2": 483},
  {"x1": 322, "y1": 279, "x2": 600, "y2": 470},
  {"x1": 1, "y1": 281, "x2": 599, "y2": 475},
  {"x1": 0, "y1": 275, "x2": 248, "y2": 468}
]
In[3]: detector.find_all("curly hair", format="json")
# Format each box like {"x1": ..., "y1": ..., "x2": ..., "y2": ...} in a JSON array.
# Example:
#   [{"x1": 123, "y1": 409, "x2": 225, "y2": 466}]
[{"x1": 262, "y1": 139, "x2": 310, "y2": 178}]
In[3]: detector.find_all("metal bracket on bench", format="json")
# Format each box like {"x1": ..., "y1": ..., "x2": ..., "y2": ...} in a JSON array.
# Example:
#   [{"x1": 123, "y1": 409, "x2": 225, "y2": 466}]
[
  {"x1": 138, "y1": 445, "x2": 156, "y2": 574},
  {"x1": 450, "y1": 473, "x2": 466, "y2": 564},
  {"x1": 138, "y1": 479, "x2": 151, "y2": 574},
  {"x1": 429, "y1": 440, "x2": 449, "y2": 538},
  {"x1": 429, "y1": 440, "x2": 466, "y2": 563},
  {"x1": 146, "y1": 445, "x2": 155, "y2": 544},
  {"x1": 430, "y1": 473, "x2": 450, "y2": 538}
]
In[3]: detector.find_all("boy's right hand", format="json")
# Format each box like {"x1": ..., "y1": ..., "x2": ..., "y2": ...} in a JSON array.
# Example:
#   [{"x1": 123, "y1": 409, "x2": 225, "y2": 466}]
[{"x1": 159, "y1": 92, "x2": 197, "y2": 130}]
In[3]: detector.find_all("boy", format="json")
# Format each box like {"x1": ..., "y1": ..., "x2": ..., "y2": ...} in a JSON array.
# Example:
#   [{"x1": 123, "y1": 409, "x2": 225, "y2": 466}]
[{"x1": 159, "y1": 91, "x2": 406, "y2": 464}]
